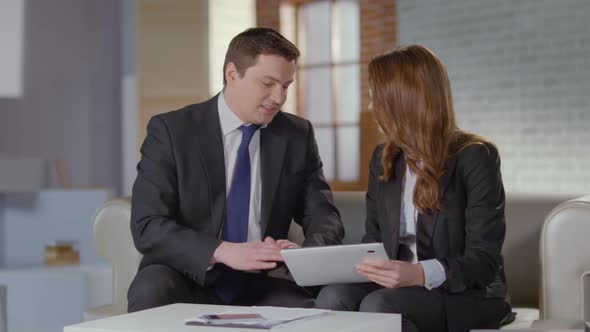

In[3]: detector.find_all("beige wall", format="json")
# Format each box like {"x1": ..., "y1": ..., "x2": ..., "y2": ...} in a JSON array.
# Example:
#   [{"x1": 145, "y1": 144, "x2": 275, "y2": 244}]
[{"x1": 137, "y1": 0, "x2": 211, "y2": 146}]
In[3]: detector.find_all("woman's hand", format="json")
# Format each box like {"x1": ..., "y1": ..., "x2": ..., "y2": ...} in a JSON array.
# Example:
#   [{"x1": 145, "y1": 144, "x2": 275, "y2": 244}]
[{"x1": 356, "y1": 258, "x2": 425, "y2": 289}]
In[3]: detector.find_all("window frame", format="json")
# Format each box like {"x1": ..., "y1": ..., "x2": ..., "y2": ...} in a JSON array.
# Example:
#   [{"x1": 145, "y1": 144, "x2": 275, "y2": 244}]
[{"x1": 286, "y1": 0, "x2": 364, "y2": 190}]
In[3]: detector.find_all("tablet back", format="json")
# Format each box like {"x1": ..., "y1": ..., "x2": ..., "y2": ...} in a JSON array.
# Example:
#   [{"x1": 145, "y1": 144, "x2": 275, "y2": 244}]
[{"x1": 280, "y1": 243, "x2": 388, "y2": 286}]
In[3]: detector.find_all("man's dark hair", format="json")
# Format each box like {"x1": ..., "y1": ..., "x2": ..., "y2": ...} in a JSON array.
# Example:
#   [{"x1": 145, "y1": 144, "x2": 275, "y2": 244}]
[{"x1": 223, "y1": 28, "x2": 300, "y2": 85}]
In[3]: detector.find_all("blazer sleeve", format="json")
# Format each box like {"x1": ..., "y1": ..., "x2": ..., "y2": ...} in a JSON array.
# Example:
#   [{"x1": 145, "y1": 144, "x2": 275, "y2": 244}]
[
  {"x1": 442, "y1": 143, "x2": 506, "y2": 293},
  {"x1": 361, "y1": 145, "x2": 383, "y2": 243},
  {"x1": 295, "y1": 121, "x2": 345, "y2": 247},
  {"x1": 130, "y1": 116, "x2": 220, "y2": 286}
]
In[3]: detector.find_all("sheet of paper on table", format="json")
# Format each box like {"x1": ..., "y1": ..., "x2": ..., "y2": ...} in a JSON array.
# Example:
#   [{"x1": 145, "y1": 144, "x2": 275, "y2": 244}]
[{"x1": 185, "y1": 306, "x2": 330, "y2": 329}]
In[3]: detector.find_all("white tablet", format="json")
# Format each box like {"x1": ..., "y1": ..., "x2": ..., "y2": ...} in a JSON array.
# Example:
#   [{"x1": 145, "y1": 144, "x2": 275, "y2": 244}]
[{"x1": 280, "y1": 243, "x2": 388, "y2": 286}]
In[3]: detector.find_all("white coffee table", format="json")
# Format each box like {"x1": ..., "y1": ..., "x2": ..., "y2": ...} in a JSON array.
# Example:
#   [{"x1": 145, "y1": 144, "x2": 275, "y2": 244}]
[{"x1": 64, "y1": 303, "x2": 401, "y2": 332}]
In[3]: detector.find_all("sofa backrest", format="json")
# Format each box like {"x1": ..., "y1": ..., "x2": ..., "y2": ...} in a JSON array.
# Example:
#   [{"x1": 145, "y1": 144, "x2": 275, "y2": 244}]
[
  {"x1": 287, "y1": 191, "x2": 367, "y2": 245},
  {"x1": 503, "y1": 193, "x2": 575, "y2": 308},
  {"x1": 94, "y1": 191, "x2": 576, "y2": 311}
]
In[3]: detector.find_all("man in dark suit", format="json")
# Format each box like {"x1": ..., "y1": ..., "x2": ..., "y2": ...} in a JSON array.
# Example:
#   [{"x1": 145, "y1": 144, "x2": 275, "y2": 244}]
[{"x1": 128, "y1": 28, "x2": 344, "y2": 312}]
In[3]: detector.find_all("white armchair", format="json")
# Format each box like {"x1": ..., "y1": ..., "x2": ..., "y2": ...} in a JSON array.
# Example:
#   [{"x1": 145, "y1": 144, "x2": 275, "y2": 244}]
[
  {"x1": 532, "y1": 194, "x2": 590, "y2": 329},
  {"x1": 83, "y1": 198, "x2": 141, "y2": 321}
]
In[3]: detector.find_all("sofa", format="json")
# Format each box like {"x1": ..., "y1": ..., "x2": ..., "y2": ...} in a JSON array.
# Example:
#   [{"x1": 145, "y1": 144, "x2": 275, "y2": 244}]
[{"x1": 85, "y1": 191, "x2": 590, "y2": 329}]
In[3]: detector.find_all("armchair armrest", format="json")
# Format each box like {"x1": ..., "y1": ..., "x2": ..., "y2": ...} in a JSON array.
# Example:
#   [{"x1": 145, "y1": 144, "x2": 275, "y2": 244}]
[{"x1": 583, "y1": 270, "x2": 590, "y2": 321}]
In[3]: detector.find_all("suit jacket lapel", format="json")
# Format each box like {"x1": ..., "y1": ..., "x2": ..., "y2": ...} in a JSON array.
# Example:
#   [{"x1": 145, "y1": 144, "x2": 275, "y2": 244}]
[
  {"x1": 429, "y1": 153, "x2": 458, "y2": 244},
  {"x1": 439, "y1": 155, "x2": 457, "y2": 205},
  {"x1": 259, "y1": 120, "x2": 287, "y2": 236},
  {"x1": 417, "y1": 212, "x2": 435, "y2": 260},
  {"x1": 381, "y1": 154, "x2": 405, "y2": 259},
  {"x1": 192, "y1": 95, "x2": 227, "y2": 236}
]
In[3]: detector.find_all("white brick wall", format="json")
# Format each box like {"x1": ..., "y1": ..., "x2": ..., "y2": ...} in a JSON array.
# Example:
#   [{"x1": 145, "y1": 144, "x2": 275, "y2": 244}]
[{"x1": 398, "y1": 0, "x2": 590, "y2": 194}]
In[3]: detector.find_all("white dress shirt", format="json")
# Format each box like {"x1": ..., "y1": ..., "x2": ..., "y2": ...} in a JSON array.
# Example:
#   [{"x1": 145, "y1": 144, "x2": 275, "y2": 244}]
[
  {"x1": 217, "y1": 91, "x2": 267, "y2": 243},
  {"x1": 399, "y1": 162, "x2": 447, "y2": 290}
]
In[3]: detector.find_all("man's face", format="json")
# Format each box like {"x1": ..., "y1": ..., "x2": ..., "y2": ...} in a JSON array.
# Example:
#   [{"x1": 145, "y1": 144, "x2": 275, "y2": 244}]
[{"x1": 225, "y1": 54, "x2": 296, "y2": 125}]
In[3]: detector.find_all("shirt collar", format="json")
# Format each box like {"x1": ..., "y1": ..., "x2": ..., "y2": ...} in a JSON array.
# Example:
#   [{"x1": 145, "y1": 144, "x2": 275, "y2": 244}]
[{"x1": 218, "y1": 90, "x2": 267, "y2": 137}]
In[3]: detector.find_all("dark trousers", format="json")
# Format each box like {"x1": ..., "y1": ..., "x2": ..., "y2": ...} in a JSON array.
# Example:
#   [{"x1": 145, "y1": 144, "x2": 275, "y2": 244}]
[
  {"x1": 316, "y1": 283, "x2": 441, "y2": 332},
  {"x1": 315, "y1": 283, "x2": 509, "y2": 332},
  {"x1": 127, "y1": 264, "x2": 315, "y2": 312}
]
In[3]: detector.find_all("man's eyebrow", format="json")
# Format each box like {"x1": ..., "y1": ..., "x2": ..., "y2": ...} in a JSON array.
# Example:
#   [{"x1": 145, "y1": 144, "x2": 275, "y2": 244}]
[{"x1": 262, "y1": 75, "x2": 293, "y2": 85}]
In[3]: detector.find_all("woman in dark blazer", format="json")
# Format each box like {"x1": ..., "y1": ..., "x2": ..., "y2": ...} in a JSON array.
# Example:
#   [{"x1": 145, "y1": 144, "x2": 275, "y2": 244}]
[{"x1": 315, "y1": 45, "x2": 512, "y2": 332}]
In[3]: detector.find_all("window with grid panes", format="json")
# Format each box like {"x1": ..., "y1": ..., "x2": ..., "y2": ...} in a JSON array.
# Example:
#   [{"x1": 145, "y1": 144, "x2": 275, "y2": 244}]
[{"x1": 281, "y1": 0, "x2": 361, "y2": 186}]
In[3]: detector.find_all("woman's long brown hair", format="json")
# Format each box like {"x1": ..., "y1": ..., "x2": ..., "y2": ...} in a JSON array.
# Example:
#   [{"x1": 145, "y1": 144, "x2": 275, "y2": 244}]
[{"x1": 369, "y1": 45, "x2": 490, "y2": 213}]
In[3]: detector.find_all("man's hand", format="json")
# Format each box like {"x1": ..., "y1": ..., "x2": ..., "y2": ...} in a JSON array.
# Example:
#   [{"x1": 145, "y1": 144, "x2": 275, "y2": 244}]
[
  {"x1": 356, "y1": 258, "x2": 425, "y2": 289},
  {"x1": 211, "y1": 237, "x2": 286, "y2": 271},
  {"x1": 264, "y1": 236, "x2": 301, "y2": 250}
]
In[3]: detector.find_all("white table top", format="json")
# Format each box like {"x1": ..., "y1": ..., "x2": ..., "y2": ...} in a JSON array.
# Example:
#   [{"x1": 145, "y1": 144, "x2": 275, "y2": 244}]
[{"x1": 64, "y1": 303, "x2": 401, "y2": 332}]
